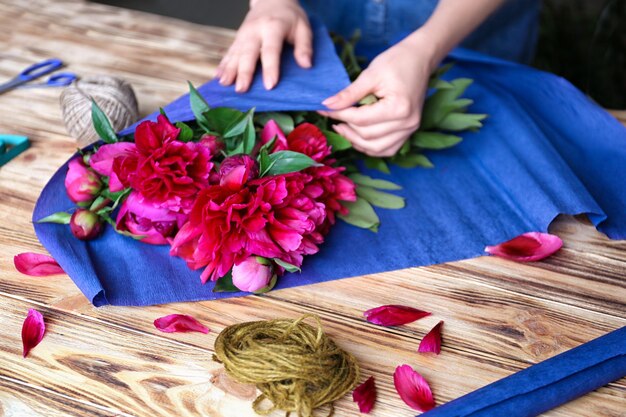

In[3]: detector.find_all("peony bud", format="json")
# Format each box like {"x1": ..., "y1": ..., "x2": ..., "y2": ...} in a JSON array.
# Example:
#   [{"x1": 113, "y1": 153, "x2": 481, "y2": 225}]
[
  {"x1": 219, "y1": 155, "x2": 259, "y2": 191},
  {"x1": 231, "y1": 257, "x2": 273, "y2": 292},
  {"x1": 70, "y1": 209, "x2": 103, "y2": 240},
  {"x1": 199, "y1": 134, "x2": 224, "y2": 157},
  {"x1": 65, "y1": 157, "x2": 102, "y2": 204}
]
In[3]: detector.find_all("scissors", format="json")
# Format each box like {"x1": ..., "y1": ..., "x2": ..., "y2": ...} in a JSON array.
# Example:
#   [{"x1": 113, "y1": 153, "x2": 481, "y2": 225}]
[{"x1": 0, "y1": 58, "x2": 78, "y2": 95}]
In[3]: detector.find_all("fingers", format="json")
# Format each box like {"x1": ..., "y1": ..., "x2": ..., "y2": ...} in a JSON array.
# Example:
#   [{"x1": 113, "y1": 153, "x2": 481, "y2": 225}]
[
  {"x1": 323, "y1": 96, "x2": 420, "y2": 128},
  {"x1": 292, "y1": 20, "x2": 313, "y2": 68},
  {"x1": 333, "y1": 123, "x2": 409, "y2": 157},
  {"x1": 234, "y1": 40, "x2": 262, "y2": 92},
  {"x1": 322, "y1": 72, "x2": 376, "y2": 109},
  {"x1": 261, "y1": 35, "x2": 285, "y2": 90}
]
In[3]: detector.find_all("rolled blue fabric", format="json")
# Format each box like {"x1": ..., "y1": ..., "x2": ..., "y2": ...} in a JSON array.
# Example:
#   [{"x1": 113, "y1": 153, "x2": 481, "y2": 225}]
[{"x1": 421, "y1": 327, "x2": 626, "y2": 417}]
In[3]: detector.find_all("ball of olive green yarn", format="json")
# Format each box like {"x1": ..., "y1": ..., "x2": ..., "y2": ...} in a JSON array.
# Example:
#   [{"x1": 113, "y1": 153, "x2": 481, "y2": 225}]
[
  {"x1": 60, "y1": 75, "x2": 139, "y2": 147},
  {"x1": 214, "y1": 315, "x2": 360, "y2": 417}
]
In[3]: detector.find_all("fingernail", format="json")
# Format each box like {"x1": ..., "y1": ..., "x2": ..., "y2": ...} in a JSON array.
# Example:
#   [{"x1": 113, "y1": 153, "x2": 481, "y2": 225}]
[
  {"x1": 264, "y1": 76, "x2": 276, "y2": 90},
  {"x1": 322, "y1": 97, "x2": 336, "y2": 106},
  {"x1": 302, "y1": 54, "x2": 312, "y2": 68}
]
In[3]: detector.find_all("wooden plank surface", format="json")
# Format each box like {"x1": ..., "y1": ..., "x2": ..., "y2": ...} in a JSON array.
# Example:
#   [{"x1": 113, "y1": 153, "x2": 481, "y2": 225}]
[{"x1": 0, "y1": 1, "x2": 625, "y2": 416}]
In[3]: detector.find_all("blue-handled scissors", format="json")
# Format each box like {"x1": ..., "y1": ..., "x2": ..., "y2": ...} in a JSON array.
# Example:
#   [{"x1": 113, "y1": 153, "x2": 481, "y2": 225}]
[{"x1": 0, "y1": 58, "x2": 78, "y2": 95}]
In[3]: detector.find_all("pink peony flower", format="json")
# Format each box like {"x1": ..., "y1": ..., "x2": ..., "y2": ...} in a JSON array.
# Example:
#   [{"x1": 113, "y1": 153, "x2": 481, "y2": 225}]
[
  {"x1": 153, "y1": 314, "x2": 210, "y2": 334},
  {"x1": 260, "y1": 119, "x2": 288, "y2": 152},
  {"x1": 393, "y1": 365, "x2": 435, "y2": 412},
  {"x1": 485, "y1": 232, "x2": 563, "y2": 262},
  {"x1": 231, "y1": 257, "x2": 273, "y2": 292},
  {"x1": 364, "y1": 305, "x2": 431, "y2": 326},
  {"x1": 116, "y1": 191, "x2": 187, "y2": 245},
  {"x1": 108, "y1": 115, "x2": 213, "y2": 213},
  {"x1": 353, "y1": 376, "x2": 377, "y2": 414},
  {"x1": 287, "y1": 123, "x2": 332, "y2": 162},
  {"x1": 14, "y1": 253, "x2": 64, "y2": 276},
  {"x1": 199, "y1": 134, "x2": 224, "y2": 157},
  {"x1": 70, "y1": 209, "x2": 103, "y2": 240},
  {"x1": 22, "y1": 309, "x2": 46, "y2": 358},
  {"x1": 219, "y1": 154, "x2": 259, "y2": 191},
  {"x1": 64, "y1": 157, "x2": 102, "y2": 203}
]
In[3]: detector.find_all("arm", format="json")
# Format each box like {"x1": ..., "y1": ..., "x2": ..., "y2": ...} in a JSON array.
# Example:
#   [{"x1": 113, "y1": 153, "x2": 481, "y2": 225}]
[{"x1": 322, "y1": 0, "x2": 505, "y2": 157}]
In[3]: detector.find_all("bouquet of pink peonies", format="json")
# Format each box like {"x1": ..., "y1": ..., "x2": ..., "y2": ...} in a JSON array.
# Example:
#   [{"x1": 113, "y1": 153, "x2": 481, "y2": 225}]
[{"x1": 42, "y1": 48, "x2": 485, "y2": 293}]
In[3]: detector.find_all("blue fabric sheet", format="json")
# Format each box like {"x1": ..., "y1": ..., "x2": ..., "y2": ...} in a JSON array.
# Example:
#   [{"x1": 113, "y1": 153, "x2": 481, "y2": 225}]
[
  {"x1": 33, "y1": 19, "x2": 626, "y2": 307},
  {"x1": 421, "y1": 326, "x2": 626, "y2": 417}
]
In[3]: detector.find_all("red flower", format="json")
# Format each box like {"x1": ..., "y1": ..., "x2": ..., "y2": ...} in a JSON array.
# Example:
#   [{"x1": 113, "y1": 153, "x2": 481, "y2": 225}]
[
  {"x1": 287, "y1": 123, "x2": 332, "y2": 162},
  {"x1": 111, "y1": 115, "x2": 213, "y2": 213},
  {"x1": 116, "y1": 191, "x2": 187, "y2": 244},
  {"x1": 219, "y1": 154, "x2": 259, "y2": 191}
]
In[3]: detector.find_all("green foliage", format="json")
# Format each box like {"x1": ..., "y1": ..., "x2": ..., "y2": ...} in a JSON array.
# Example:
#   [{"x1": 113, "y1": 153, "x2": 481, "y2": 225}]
[
  {"x1": 213, "y1": 271, "x2": 239, "y2": 292},
  {"x1": 91, "y1": 100, "x2": 119, "y2": 144},
  {"x1": 338, "y1": 198, "x2": 380, "y2": 232},
  {"x1": 259, "y1": 150, "x2": 321, "y2": 177}
]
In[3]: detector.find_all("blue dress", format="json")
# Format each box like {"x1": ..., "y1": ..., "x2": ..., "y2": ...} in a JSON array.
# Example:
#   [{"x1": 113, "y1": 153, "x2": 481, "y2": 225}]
[{"x1": 300, "y1": 0, "x2": 540, "y2": 64}]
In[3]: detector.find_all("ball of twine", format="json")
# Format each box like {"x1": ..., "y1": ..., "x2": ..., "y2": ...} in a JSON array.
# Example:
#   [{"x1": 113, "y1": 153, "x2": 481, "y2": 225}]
[
  {"x1": 214, "y1": 314, "x2": 360, "y2": 417},
  {"x1": 60, "y1": 75, "x2": 139, "y2": 147}
]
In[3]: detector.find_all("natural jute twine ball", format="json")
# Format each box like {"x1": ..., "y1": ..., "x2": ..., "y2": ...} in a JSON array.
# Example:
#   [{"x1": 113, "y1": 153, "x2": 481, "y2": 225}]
[
  {"x1": 213, "y1": 315, "x2": 360, "y2": 417},
  {"x1": 60, "y1": 75, "x2": 139, "y2": 147}
]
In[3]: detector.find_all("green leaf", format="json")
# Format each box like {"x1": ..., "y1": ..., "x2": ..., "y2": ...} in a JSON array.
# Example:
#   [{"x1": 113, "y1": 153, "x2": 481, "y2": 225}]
[
  {"x1": 364, "y1": 157, "x2": 390, "y2": 174},
  {"x1": 358, "y1": 94, "x2": 378, "y2": 105},
  {"x1": 176, "y1": 122, "x2": 194, "y2": 142},
  {"x1": 258, "y1": 146, "x2": 272, "y2": 175},
  {"x1": 205, "y1": 107, "x2": 244, "y2": 134},
  {"x1": 356, "y1": 186, "x2": 405, "y2": 209},
  {"x1": 273, "y1": 258, "x2": 301, "y2": 273},
  {"x1": 442, "y1": 98, "x2": 474, "y2": 114},
  {"x1": 241, "y1": 116, "x2": 256, "y2": 155},
  {"x1": 437, "y1": 113, "x2": 487, "y2": 131},
  {"x1": 349, "y1": 173, "x2": 401, "y2": 190},
  {"x1": 255, "y1": 112, "x2": 295, "y2": 134},
  {"x1": 428, "y1": 79, "x2": 454, "y2": 90},
  {"x1": 421, "y1": 78, "x2": 474, "y2": 130},
  {"x1": 213, "y1": 271, "x2": 240, "y2": 293},
  {"x1": 411, "y1": 132, "x2": 463, "y2": 150},
  {"x1": 91, "y1": 100, "x2": 119, "y2": 144},
  {"x1": 392, "y1": 154, "x2": 434, "y2": 169},
  {"x1": 36, "y1": 211, "x2": 71, "y2": 224},
  {"x1": 224, "y1": 108, "x2": 255, "y2": 138},
  {"x1": 260, "y1": 151, "x2": 321, "y2": 177},
  {"x1": 323, "y1": 130, "x2": 352, "y2": 152},
  {"x1": 188, "y1": 81, "x2": 211, "y2": 123},
  {"x1": 338, "y1": 198, "x2": 380, "y2": 232}
]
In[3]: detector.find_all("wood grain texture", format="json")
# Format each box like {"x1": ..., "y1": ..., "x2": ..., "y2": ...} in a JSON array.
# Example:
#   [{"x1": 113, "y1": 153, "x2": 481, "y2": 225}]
[{"x1": 0, "y1": 1, "x2": 625, "y2": 416}]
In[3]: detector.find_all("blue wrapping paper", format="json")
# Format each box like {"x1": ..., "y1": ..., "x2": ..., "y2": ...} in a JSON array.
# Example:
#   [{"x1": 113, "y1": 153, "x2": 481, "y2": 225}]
[
  {"x1": 33, "y1": 20, "x2": 626, "y2": 307},
  {"x1": 421, "y1": 326, "x2": 626, "y2": 417}
]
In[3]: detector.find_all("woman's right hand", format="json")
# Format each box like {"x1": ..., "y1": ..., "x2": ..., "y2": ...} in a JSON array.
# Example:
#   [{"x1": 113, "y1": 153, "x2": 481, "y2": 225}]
[{"x1": 217, "y1": 0, "x2": 313, "y2": 93}]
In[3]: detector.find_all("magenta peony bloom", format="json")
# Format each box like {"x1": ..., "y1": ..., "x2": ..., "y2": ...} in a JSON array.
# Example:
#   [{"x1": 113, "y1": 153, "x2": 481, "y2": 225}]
[
  {"x1": 260, "y1": 119, "x2": 288, "y2": 152},
  {"x1": 287, "y1": 123, "x2": 332, "y2": 162},
  {"x1": 231, "y1": 257, "x2": 273, "y2": 292},
  {"x1": 170, "y1": 124, "x2": 356, "y2": 284},
  {"x1": 107, "y1": 115, "x2": 213, "y2": 213},
  {"x1": 116, "y1": 191, "x2": 187, "y2": 245},
  {"x1": 219, "y1": 154, "x2": 259, "y2": 191},
  {"x1": 199, "y1": 134, "x2": 224, "y2": 157},
  {"x1": 70, "y1": 209, "x2": 103, "y2": 240},
  {"x1": 90, "y1": 142, "x2": 137, "y2": 192},
  {"x1": 64, "y1": 157, "x2": 102, "y2": 203}
]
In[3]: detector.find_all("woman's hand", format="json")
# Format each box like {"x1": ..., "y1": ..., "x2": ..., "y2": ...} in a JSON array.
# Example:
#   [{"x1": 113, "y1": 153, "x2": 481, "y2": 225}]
[
  {"x1": 217, "y1": 0, "x2": 313, "y2": 93},
  {"x1": 321, "y1": 34, "x2": 438, "y2": 157}
]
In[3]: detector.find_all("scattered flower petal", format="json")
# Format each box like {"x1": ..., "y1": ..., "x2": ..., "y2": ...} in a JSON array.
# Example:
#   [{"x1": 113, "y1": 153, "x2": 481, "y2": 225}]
[
  {"x1": 153, "y1": 314, "x2": 209, "y2": 334},
  {"x1": 418, "y1": 321, "x2": 444, "y2": 355},
  {"x1": 14, "y1": 253, "x2": 64, "y2": 276},
  {"x1": 353, "y1": 376, "x2": 377, "y2": 414},
  {"x1": 364, "y1": 305, "x2": 431, "y2": 326},
  {"x1": 393, "y1": 365, "x2": 435, "y2": 412},
  {"x1": 485, "y1": 232, "x2": 563, "y2": 262},
  {"x1": 22, "y1": 309, "x2": 46, "y2": 358}
]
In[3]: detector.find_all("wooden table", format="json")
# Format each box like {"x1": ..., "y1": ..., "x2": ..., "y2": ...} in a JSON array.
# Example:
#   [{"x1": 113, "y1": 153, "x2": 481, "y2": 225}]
[{"x1": 1, "y1": 1, "x2": 624, "y2": 416}]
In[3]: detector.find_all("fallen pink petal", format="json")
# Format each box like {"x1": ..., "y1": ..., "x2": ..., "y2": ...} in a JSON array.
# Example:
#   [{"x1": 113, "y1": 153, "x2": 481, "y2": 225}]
[
  {"x1": 394, "y1": 365, "x2": 435, "y2": 412},
  {"x1": 418, "y1": 321, "x2": 444, "y2": 355},
  {"x1": 14, "y1": 252, "x2": 65, "y2": 277},
  {"x1": 352, "y1": 376, "x2": 377, "y2": 414},
  {"x1": 153, "y1": 314, "x2": 210, "y2": 334},
  {"x1": 485, "y1": 232, "x2": 563, "y2": 262},
  {"x1": 22, "y1": 309, "x2": 46, "y2": 358},
  {"x1": 364, "y1": 305, "x2": 431, "y2": 326}
]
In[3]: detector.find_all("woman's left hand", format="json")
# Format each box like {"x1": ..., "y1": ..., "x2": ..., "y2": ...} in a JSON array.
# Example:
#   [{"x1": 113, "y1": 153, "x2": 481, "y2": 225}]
[{"x1": 320, "y1": 33, "x2": 438, "y2": 157}]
